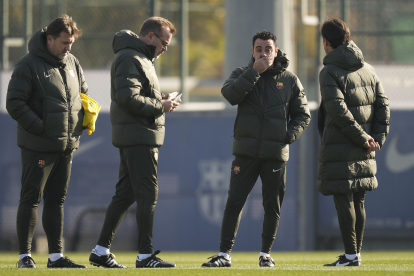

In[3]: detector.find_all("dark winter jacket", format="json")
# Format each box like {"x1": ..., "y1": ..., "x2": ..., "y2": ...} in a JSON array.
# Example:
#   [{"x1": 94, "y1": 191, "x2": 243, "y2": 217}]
[
  {"x1": 317, "y1": 41, "x2": 390, "y2": 195},
  {"x1": 6, "y1": 28, "x2": 87, "y2": 153},
  {"x1": 222, "y1": 50, "x2": 311, "y2": 161},
  {"x1": 110, "y1": 30, "x2": 165, "y2": 148}
]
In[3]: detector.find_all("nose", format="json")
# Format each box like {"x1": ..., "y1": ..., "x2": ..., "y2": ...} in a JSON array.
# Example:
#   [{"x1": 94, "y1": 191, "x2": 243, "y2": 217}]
[{"x1": 66, "y1": 44, "x2": 72, "y2": 52}]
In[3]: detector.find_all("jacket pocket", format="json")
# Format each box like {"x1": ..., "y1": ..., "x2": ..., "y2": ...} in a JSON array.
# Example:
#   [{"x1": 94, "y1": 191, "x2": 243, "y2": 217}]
[
  {"x1": 266, "y1": 103, "x2": 288, "y2": 119},
  {"x1": 43, "y1": 112, "x2": 67, "y2": 138}
]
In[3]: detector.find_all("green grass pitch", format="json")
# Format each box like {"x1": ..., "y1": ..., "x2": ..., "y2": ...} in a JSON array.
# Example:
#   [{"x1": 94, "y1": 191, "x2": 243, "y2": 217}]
[{"x1": 1, "y1": 251, "x2": 413, "y2": 275}]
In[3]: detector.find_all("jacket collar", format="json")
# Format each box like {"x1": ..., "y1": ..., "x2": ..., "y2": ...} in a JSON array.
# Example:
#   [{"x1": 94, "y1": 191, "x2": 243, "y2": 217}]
[
  {"x1": 112, "y1": 30, "x2": 156, "y2": 61},
  {"x1": 323, "y1": 41, "x2": 364, "y2": 71},
  {"x1": 247, "y1": 49, "x2": 289, "y2": 75},
  {"x1": 28, "y1": 28, "x2": 67, "y2": 68}
]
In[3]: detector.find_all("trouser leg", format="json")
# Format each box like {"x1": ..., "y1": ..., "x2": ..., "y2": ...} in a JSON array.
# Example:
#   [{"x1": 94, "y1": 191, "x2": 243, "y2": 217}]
[
  {"x1": 126, "y1": 145, "x2": 159, "y2": 254},
  {"x1": 97, "y1": 145, "x2": 158, "y2": 254},
  {"x1": 97, "y1": 147, "x2": 136, "y2": 249},
  {"x1": 42, "y1": 152, "x2": 73, "y2": 254},
  {"x1": 333, "y1": 193, "x2": 357, "y2": 254},
  {"x1": 220, "y1": 156, "x2": 259, "y2": 254},
  {"x1": 259, "y1": 161, "x2": 286, "y2": 254},
  {"x1": 17, "y1": 149, "x2": 59, "y2": 254},
  {"x1": 353, "y1": 191, "x2": 366, "y2": 253}
]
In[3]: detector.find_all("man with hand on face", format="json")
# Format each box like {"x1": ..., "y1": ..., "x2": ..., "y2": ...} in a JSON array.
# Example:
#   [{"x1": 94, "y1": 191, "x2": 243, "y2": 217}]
[
  {"x1": 201, "y1": 31, "x2": 311, "y2": 268},
  {"x1": 89, "y1": 17, "x2": 179, "y2": 269},
  {"x1": 7, "y1": 15, "x2": 88, "y2": 268}
]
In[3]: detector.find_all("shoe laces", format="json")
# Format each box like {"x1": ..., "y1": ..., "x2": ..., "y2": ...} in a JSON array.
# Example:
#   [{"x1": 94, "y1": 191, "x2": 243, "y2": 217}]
[
  {"x1": 16, "y1": 256, "x2": 35, "y2": 267},
  {"x1": 262, "y1": 255, "x2": 273, "y2": 261},
  {"x1": 207, "y1": 255, "x2": 224, "y2": 263},
  {"x1": 150, "y1": 250, "x2": 164, "y2": 263},
  {"x1": 337, "y1": 254, "x2": 347, "y2": 261},
  {"x1": 61, "y1": 256, "x2": 75, "y2": 264}
]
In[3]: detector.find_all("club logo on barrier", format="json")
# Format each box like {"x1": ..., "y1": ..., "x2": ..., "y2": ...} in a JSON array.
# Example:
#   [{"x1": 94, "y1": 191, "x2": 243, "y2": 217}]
[
  {"x1": 38, "y1": 160, "x2": 45, "y2": 168},
  {"x1": 276, "y1": 82, "x2": 284, "y2": 90},
  {"x1": 233, "y1": 166, "x2": 240, "y2": 174},
  {"x1": 196, "y1": 159, "x2": 233, "y2": 226}
]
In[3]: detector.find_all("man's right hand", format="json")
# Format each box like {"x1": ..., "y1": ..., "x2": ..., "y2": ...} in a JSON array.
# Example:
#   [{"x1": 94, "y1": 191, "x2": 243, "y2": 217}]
[
  {"x1": 252, "y1": 56, "x2": 274, "y2": 74},
  {"x1": 161, "y1": 97, "x2": 179, "y2": 113},
  {"x1": 364, "y1": 137, "x2": 381, "y2": 153}
]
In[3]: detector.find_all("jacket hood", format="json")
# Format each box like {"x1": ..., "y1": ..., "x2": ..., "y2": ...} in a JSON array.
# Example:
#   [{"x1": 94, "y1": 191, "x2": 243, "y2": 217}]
[
  {"x1": 323, "y1": 40, "x2": 364, "y2": 71},
  {"x1": 248, "y1": 49, "x2": 290, "y2": 75},
  {"x1": 28, "y1": 28, "x2": 67, "y2": 67},
  {"x1": 112, "y1": 30, "x2": 156, "y2": 60}
]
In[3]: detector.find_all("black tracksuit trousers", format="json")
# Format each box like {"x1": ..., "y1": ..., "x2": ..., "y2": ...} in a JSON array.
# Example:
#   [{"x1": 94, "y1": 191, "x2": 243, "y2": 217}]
[
  {"x1": 97, "y1": 144, "x2": 159, "y2": 254},
  {"x1": 333, "y1": 191, "x2": 366, "y2": 254},
  {"x1": 17, "y1": 148, "x2": 72, "y2": 254},
  {"x1": 220, "y1": 156, "x2": 286, "y2": 254}
]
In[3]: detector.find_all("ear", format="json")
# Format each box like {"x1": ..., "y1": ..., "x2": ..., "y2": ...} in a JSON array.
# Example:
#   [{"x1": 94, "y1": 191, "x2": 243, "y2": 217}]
[
  {"x1": 251, "y1": 48, "x2": 254, "y2": 55},
  {"x1": 46, "y1": 35, "x2": 53, "y2": 44},
  {"x1": 147, "y1": 32, "x2": 156, "y2": 42}
]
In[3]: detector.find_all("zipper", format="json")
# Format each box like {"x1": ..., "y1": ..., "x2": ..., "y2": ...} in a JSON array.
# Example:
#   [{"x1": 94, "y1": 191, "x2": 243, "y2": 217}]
[
  {"x1": 257, "y1": 77, "x2": 267, "y2": 156},
  {"x1": 59, "y1": 67, "x2": 71, "y2": 151}
]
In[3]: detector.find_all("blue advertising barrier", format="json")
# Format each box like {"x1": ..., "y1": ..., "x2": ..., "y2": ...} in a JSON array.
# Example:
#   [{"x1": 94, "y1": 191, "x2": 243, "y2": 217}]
[
  {"x1": 317, "y1": 110, "x2": 414, "y2": 249},
  {"x1": 0, "y1": 108, "x2": 412, "y2": 251},
  {"x1": 0, "y1": 111, "x2": 301, "y2": 252}
]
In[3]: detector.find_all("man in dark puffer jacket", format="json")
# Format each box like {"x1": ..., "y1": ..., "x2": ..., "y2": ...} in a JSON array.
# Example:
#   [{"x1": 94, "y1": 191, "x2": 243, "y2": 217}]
[
  {"x1": 202, "y1": 31, "x2": 311, "y2": 268},
  {"x1": 7, "y1": 15, "x2": 87, "y2": 268},
  {"x1": 89, "y1": 17, "x2": 179, "y2": 269},
  {"x1": 318, "y1": 18, "x2": 390, "y2": 267}
]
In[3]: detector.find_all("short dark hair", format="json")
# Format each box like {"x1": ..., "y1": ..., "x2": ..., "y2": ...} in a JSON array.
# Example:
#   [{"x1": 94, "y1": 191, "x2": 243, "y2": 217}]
[
  {"x1": 252, "y1": 30, "x2": 277, "y2": 48},
  {"x1": 139, "y1": 17, "x2": 176, "y2": 36},
  {"x1": 46, "y1": 14, "x2": 82, "y2": 40},
  {"x1": 321, "y1": 18, "x2": 350, "y2": 48}
]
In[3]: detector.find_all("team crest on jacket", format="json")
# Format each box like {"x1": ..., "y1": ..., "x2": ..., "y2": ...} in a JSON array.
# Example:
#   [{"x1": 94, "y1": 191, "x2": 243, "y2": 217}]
[
  {"x1": 38, "y1": 160, "x2": 45, "y2": 168},
  {"x1": 233, "y1": 166, "x2": 240, "y2": 174},
  {"x1": 276, "y1": 82, "x2": 284, "y2": 90}
]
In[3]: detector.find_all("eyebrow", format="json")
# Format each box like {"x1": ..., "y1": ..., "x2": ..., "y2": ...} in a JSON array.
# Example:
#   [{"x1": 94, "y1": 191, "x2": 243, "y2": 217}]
[{"x1": 255, "y1": 46, "x2": 273, "y2": 49}]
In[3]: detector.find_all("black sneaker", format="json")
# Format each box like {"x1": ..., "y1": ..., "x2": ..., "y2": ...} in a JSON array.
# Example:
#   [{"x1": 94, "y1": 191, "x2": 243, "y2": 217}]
[
  {"x1": 17, "y1": 256, "x2": 36, "y2": 268},
  {"x1": 89, "y1": 249, "x2": 126, "y2": 268},
  {"x1": 259, "y1": 255, "x2": 275, "y2": 267},
  {"x1": 324, "y1": 254, "x2": 359, "y2": 266},
  {"x1": 136, "y1": 250, "x2": 176, "y2": 268},
  {"x1": 47, "y1": 256, "x2": 87, "y2": 268},
  {"x1": 201, "y1": 255, "x2": 231, "y2": 267}
]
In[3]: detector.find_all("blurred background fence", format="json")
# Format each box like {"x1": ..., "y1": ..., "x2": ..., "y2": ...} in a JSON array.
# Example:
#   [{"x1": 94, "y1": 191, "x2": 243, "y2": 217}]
[{"x1": 1, "y1": 0, "x2": 414, "y2": 253}]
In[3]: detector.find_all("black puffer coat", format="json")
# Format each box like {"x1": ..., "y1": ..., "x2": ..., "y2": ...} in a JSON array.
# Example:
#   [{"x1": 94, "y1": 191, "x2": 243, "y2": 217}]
[
  {"x1": 222, "y1": 50, "x2": 311, "y2": 161},
  {"x1": 317, "y1": 41, "x2": 390, "y2": 195},
  {"x1": 7, "y1": 28, "x2": 87, "y2": 153},
  {"x1": 110, "y1": 30, "x2": 165, "y2": 148}
]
